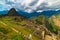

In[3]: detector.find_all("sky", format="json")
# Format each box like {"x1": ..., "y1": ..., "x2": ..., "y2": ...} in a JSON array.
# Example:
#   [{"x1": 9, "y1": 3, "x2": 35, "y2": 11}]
[{"x1": 0, "y1": 0, "x2": 60, "y2": 13}]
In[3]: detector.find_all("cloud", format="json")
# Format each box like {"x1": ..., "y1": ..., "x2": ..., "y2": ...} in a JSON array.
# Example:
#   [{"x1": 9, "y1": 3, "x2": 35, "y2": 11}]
[
  {"x1": 0, "y1": 0, "x2": 60, "y2": 13},
  {"x1": 0, "y1": 0, "x2": 12, "y2": 11}
]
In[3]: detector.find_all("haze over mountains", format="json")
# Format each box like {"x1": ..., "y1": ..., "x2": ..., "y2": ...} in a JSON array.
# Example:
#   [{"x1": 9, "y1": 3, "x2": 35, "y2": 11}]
[{"x1": 0, "y1": 8, "x2": 60, "y2": 18}]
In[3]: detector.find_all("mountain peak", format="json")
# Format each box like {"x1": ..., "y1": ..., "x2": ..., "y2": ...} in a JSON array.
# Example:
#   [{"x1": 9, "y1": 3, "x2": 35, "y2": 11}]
[{"x1": 7, "y1": 8, "x2": 20, "y2": 16}]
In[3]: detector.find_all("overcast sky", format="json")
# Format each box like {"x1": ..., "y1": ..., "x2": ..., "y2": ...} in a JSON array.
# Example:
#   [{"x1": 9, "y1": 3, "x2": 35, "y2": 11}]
[{"x1": 0, "y1": 0, "x2": 60, "y2": 13}]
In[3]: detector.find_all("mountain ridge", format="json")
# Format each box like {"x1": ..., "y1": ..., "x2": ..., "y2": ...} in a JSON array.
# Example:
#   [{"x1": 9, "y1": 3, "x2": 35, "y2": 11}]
[
  {"x1": 7, "y1": 8, "x2": 20, "y2": 16},
  {"x1": 0, "y1": 8, "x2": 60, "y2": 18}
]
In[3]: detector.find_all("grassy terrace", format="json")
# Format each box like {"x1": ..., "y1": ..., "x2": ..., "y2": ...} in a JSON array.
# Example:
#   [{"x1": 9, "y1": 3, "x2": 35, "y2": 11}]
[{"x1": 0, "y1": 17, "x2": 41, "y2": 40}]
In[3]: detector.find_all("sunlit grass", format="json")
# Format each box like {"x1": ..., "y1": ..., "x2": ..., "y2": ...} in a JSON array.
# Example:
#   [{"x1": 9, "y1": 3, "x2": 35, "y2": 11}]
[{"x1": 0, "y1": 17, "x2": 41, "y2": 40}]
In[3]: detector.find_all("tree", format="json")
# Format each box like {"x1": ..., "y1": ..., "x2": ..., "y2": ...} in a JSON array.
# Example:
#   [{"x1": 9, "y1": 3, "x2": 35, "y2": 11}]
[{"x1": 35, "y1": 15, "x2": 47, "y2": 24}]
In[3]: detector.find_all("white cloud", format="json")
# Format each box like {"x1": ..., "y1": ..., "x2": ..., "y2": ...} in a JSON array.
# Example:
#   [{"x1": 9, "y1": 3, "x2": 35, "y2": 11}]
[
  {"x1": 0, "y1": 0, "x2": 60, "y2": 13},
  {"x1": 37, "y1": 10, "x2": 43, "y2": 12}
]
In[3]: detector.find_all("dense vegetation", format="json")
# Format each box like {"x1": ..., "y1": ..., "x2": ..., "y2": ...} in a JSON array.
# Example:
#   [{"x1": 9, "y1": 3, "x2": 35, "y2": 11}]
[
  {"x1": 12, "y1": 34, "x2": 24, "y2": 40},
  {"x1": 35, "y1": 15, "x2": 47, "y2": 24}
]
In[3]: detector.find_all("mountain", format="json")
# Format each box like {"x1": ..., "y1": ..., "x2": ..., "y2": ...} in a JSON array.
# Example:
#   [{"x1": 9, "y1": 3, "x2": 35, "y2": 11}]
[
  {"x1": 4, "y1": 8, "x2": 27, "y2": 19},
  {"x1": 34, "y1": 11, "x2": 60, "y2": 32},
  {"x1": 49, "y1": 13, "x2": 60, "y2": 30},
  {"x1": 18, "y1": 10, "x2": 40, "y2": 18},
  {"x1": 0, "y1": 10, "x2": 8, "y2": 15},
  {"x1": 18, "y1": 10, "x2": 60, "y2": 18},
  {"x1": 0, "y1": 8, "x2": 60, "y2": 18},
  {"x1": 7, "y1": 8, "x2": 20, "y2": 16}
]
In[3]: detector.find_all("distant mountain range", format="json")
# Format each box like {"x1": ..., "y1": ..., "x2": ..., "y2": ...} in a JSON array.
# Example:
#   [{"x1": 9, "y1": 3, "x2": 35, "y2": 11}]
[
  {"x1": 0, "y1": 8, "x2": 60, "y2": 18},
  {"x1": 0, "y1": 10, "x2": 8, "y2": 15}
]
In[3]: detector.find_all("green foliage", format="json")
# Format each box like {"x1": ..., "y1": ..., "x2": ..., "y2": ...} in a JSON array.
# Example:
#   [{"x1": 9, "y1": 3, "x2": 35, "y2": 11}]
[
  {"x1": 49, "y1": 15, "x2": 60, "y2": 30},
  {"x1": 12, "y1": 34, "x2": 24, "y2": 40},
  {"x1": 0, "y1": 28, "x2": 9, "y2": 34},
  {"x1": 35, "y1": 15, "x2": 47, "y2": 24},
  {"x1": 48, "y1": 15, "x2": 60, "y2": 34},
  {"x1": 45, "y1": 20, "x2": 58, "y2": 34},
  {"x1": 14, "y1": 18, "x2": 22, "y2": 22},
  {"x1": 35, "y1": 15, "x2": 58, "y2": 34}
]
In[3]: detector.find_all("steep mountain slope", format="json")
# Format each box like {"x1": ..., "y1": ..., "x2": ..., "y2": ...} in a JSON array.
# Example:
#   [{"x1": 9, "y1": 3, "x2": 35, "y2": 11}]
[
  {"x1": 7, "y1": 8, "x2": 21, "y2": 16},
  {"x1": 49, "y1": 14, "x2": 60, "y2": 30},
  {"x1": 32, "y1": 15, "x2": 59, "y2": 40}
]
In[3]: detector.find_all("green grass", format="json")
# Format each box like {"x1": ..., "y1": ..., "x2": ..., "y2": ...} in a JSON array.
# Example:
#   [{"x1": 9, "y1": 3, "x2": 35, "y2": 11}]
[
  {"x1": 50, "y1": 18, "x2": 60, "y2": 30},
  {"x1": 0, "y1": 17, "x2": 41, "y2": 40},
  {"x1": 48, "y1": 18, "x2": 60, "y2": 34},
  {"x1": 12, "y1": 34, "x2": 24, "y2": 40}
]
